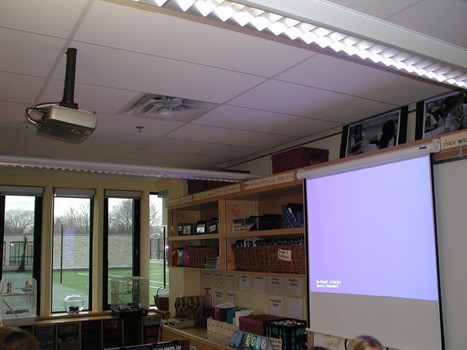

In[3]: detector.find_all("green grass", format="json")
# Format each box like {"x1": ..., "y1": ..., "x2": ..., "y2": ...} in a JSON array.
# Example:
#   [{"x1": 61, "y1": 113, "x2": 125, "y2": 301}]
[{"x1": 52, "y1": 261, "x2": 168, "y2": 296}]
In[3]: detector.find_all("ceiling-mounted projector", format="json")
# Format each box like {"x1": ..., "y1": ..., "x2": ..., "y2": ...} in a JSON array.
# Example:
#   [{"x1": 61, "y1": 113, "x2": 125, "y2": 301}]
[
  {"x1": 38, "y1": 105, "x2": 96, "y2": 142},
  {"x1": 26, "y1": 48, "x2": 96, "y2": 143}
]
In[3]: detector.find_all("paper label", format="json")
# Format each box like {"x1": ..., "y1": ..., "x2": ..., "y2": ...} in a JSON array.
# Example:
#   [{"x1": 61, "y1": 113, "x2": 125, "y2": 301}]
[{"x1": 277, "y1": 248, "x2": 292, "y2": 262}]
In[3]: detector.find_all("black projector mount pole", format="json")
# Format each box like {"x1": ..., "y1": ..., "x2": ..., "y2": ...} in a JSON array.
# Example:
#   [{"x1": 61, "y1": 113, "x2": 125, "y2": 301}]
[{"x1": 59, "y1": 48, "x2": 79, "y2": 110}]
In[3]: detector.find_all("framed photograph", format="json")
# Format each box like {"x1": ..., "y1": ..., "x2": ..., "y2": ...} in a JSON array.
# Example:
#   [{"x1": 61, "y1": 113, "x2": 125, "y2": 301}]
[
  {"x1": 415, "y1": 90, "x2": 467, "y2": 140},
  {"x1": 340, "y1": 107, "x2": 408, "y2": 158}
]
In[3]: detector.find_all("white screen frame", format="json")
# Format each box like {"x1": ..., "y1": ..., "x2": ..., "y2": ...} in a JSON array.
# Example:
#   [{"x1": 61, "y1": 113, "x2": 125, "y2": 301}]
[{"x1": 299, "y1": 144, "x2": 444, "y2": 350}]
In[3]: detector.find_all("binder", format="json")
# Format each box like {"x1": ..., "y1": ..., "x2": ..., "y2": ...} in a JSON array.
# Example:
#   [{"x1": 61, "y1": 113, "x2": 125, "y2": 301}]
[{"x1": 281, "y1": 203, "x2": 303, "y2": 228}]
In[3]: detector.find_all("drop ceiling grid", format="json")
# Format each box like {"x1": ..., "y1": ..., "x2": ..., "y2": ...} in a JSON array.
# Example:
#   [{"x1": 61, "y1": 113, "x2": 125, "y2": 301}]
[
  {"x1": 74, "y1": 0, "x2": 317, "y2": 77},
  {"x1": 193, "y1": 104, "x2": 340, "y2": 137},
  {"x1": 0, "y1": 0, "x2": 462, "y2": 172}
]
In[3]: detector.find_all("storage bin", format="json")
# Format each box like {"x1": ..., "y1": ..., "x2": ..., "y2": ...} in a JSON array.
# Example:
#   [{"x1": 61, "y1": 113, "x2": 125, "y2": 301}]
[
  {"x1": 177, "y1": 223, "x2": 196, "y2": 235},
  {"x1": 268, "y1": 245, "x2": 306, "y2": 274},
  {"x1": 233, "y1": 215, "x2": 283, "y2": 232},
  {"x1": 231, "y1": 244, "x2": 305, "y2": 274},
  {"x1": 239, "y1": 314, "x2": 283, "y2": 336},
  {"x1": 231, "y1": 245, "x2": 270, "y2": 272},
  {"x1": 186, "y1": 246, "x2": 219, "y2": 268},
  {"x1": 271, "y1": 147, "x2": 329, "y2": 173},
  {"x1": 154, "y1": 288, "x2": 169, "y2": 311},
  {"x1": 263, "y1": 318, "x2": 307, "y2": 350},
  {"x1": 196, "y1": 221, "x2": 208, "y2": 234},
  {"x1": 207, "y1": 218, "x2": 219, "y2": 233},
  {"x1": 245, "y1": 214, "x2": 282, "y2": 231}
]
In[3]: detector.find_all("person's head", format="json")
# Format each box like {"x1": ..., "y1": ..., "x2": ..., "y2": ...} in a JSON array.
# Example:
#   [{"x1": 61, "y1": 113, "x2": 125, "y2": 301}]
[
  {"x1": 348, "y1": 335, "x2": 383, "y2": 350},
  {"x1": 0, "y1": 327, "x2": 40, "y2": 350},
  {"x1": 353, "y1": 124, "x2": 363, "y2": 135},
  {"x1": 445, "y1": 96, "x2": 463, "y2": 119}
]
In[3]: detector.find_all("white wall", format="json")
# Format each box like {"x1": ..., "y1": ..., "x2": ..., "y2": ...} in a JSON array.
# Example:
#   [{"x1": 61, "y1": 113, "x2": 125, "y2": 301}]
[{"x1": 433, "y1": 157, "x2": 467, "y2": 350}]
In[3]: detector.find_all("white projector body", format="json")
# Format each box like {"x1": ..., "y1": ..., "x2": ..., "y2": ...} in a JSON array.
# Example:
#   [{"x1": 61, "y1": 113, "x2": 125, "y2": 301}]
[{"x1": 38, "y1": 105, "x2": 96, "y2": 143}]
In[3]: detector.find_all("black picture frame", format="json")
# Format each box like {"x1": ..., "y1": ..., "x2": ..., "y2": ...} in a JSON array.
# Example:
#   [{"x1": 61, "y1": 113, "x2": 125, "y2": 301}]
[
  {"x1": 415, "y1": 90, "x2": 467, "y2": 140},
  {"x1": 340, "y1": 106, "x2": 408, "y2": 158}
]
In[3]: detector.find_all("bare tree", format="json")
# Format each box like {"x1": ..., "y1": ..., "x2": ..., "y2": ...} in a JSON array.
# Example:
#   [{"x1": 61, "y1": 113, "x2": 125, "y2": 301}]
[
  {"x1": 109, "y1": 199, "x2": 134, "y2": 235},
  {"x1": 149, "y1": 199, "x2": 164, "y2": 259},
  {"x1": 149, "y1": 201, "x2": 163, "y2": 236},
  {"x1": 56, "y1": 204, "x2": 90, "y2": 235},
  {"x1": 5, "y1": 209, "x2": 34, "y2": 234}
]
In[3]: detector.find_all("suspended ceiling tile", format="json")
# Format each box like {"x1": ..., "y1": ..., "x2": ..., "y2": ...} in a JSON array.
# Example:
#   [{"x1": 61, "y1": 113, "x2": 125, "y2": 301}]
[
  {"x1": 76, "y1": 0, "x2": 314, "y2": 77},
  {"x1": 127, "y1": 149, "x2": 233, "y2": 169},
  {"x1": 276, "y1": 54, "x2": 452, "y2": 105},
  {"x1": 324, "y1": 0, "x2": 418, "y2": 18},
  {"x1": 137, "y1": 138, "x2": 259, "y2": 158},
  {"x1": 0, "y1": 123, "x2": 23, "y2": 150},
  {"x1": 229, "y1": 79, "x2": 396, "y2": 122},
  {"x1": 165, "y1": 124, "x2": 295, "y2": 148},
  {"x1": 47, "y1": 133, "x2": 154, "y2": 159},
  {"x1": 194, "y1": 105, "x2": 340, "y2": 137},
  {"x1": 385, "y1": 0, "x2": 467, "y2": 48},
  {"x1": 40, "y1": 79, "x2": 142, "y2": 115},
  {"x1": 55, "y1": 42, "x2": 266, "y2": 103},
  {"x1": 0, "y1": 0, "x2": 89, "y2": 37},
  {"x1": 0, "y1": 28, "x2": 66, "y2": 77},
  {"x1": 0, "y1": 72, "x2": 46, "y2": 104},
  {"x1": 0, "y1": 0, "x2": 464, "y2": 173},
  {"x1": 93, "y1": 112, "x2": 183, "y2": 136},
  {"x1": 0, "y1": 102, "x2": 31, "y2": 123}
]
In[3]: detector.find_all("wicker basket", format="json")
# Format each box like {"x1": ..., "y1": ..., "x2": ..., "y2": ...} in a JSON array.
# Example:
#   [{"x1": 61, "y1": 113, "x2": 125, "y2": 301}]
[
  {"x1": 186, "y1": 246, "x2": 219, "y2": 268},
  {"x1": 231, "y1": 245, "x2": 269, "y2": 272},
  {"x1": 267, "y1": 245, "x2": 306, "y2": 274},
  {"x1": 231, "y1": 244, "x2": 305, "y2": 274},
  {"x1": 154, "y1": 288, "x2": 169, "y2": 311}
]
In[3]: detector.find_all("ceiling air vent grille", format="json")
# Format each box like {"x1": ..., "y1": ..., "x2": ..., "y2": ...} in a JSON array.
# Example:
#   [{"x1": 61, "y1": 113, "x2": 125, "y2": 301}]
[{"x1": 121, "y1": 94, "x2": 217, "y2": 122}]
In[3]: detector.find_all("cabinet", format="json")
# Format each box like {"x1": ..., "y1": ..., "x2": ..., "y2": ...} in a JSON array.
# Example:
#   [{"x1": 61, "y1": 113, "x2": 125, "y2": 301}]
[
  {"x1": 80, "y1": 320, "x2": 101, "y2": 350},
  {"x1": 57, "y1": 322, "x2": 79, "y2": 350},
  {"x1": 31, "y1": 316, "x2": 120, "y2": 350},
  {"x1": 25, "y1": 312, "x2": 165, "y2": 350},
  {"x1": 34, "y1": 323, "x2": 57, "y2": 350},
  {"x1": 143, "y1": 315, "x2": 162, "y2": 343},
  {"x1": 167, "y1": 171, "x2": 305, "y2": 275}
]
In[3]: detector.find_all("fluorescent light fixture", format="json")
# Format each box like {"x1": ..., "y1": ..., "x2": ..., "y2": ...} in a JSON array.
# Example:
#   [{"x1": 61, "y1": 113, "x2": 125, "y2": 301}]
[
  {"x1": 297, "y1": 139, "x2": 440, "y2": 181},
  {"x1": 133, "y1": 0, "x2": 466, "y2": 88},
  {"x1": 0, "y1": 156, "x2": 260, "y2": 182}
]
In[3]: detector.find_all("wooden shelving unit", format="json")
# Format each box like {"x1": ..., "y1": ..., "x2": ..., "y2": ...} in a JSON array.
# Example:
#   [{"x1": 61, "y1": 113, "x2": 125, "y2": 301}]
[
  {"x1": 21, "y1": 312, "x2": 163, "y2": 350},
  {"x1": 167, "y1": 170, "x2": 305, "y2": 274}
]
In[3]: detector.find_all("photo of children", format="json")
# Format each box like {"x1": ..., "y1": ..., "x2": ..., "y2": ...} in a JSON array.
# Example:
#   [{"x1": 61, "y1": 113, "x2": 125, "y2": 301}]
[
  {"x1": 343, "y1": 109, "x2": 404, "y2": 157},
  {"x1": 417, "y1": 90, "x2": 467, "y2": 138}
]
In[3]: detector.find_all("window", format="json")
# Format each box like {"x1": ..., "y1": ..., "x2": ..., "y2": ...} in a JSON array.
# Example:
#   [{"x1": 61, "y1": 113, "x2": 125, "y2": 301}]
[
  {"x1": 149, "y1": 193, "x2": 168, "y2": 301},
  {"x1": 104, "y1": 190, "x2": 141, "y2": 308},
  {"x1": 52, "y1": 188, "x2": 94, "y2": 313},
  {"x1": 0, "y1": 186, "x2": 43, "y2": 311}
]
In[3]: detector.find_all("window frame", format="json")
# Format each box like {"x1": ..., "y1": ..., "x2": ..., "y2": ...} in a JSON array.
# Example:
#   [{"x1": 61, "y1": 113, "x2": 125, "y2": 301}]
[
  {"x1": 52, "y1": 188, "x2": 95, "y2": 313},
  {"x1": 0, "y1": 186, "x2": 43, "y2": 314},
  {"x1": 103, "y1": 190, "x2": 141, "y2": 309}
]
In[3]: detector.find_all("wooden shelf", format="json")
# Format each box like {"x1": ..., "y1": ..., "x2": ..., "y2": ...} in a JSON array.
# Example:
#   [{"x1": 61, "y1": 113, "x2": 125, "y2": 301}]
[
  {"x1": 223, "y1": 269, "x2": 306, "y2": 277},
  {"x1": 169, "y1": 233, "x2": 220, "y2": 242},
  {"x1": 168, "y1": 171, "x2": 304, "y2": 274},
  {"x1": 225, "y1": 227, "x2": 303, "y2": 239}
]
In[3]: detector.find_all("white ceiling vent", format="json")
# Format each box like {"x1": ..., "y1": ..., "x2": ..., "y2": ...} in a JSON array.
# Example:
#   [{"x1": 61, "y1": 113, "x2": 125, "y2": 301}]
[{"x1": 121, "y1": 94, "x2": 217, "y2": 122}]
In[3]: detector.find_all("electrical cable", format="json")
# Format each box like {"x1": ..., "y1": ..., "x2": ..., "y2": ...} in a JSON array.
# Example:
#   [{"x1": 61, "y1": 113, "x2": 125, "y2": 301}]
[{"x1": 25, "y1": 102, "x2": 59, "y2": 125}]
